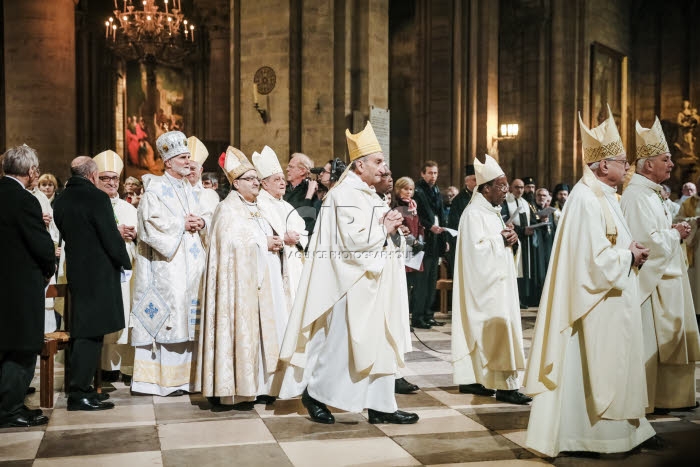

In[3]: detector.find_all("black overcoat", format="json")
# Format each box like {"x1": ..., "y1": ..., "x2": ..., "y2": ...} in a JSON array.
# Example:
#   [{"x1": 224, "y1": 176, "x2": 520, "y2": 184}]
[
  {"x1": 0, "y1": 177, "x2": 56, "y2": 352},
  {"x1": 53, "y1": 176, "x2": 131, "y2": 338}
]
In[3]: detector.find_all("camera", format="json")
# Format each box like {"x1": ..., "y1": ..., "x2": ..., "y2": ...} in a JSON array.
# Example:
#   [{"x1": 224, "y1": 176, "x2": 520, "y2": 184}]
[{"x1": 311, "y1": 158, "x2": 347, "y2": 183}]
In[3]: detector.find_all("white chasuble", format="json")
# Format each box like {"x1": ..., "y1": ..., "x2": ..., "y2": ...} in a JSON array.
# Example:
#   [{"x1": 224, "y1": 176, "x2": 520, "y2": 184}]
[
  {"x1": 621, "y1": 174, "x2": 700, "y2": 410},
  {"x1": 677, "y1": 195, "x2": 700, "y2": 315},
  {"x1": 195, "y1": 193, "x2": 289, "y2": 402},
  {"x1": 524, "y1": 170, "x2": 654, "y2": 456},
  {"x1": 278, "y1": 171, "x2": 410, "y2": 412},
  {"x1": 451, "y1": 192, "x2": 525, "y2": 390},
  {"x1": 191, "y1": 181, "x2": 220, "y2": 245}
]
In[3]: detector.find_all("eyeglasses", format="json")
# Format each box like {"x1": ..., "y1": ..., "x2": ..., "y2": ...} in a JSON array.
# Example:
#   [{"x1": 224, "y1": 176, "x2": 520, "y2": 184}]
[
  {"x1": 511, "y1": 185, "x2": 525, "y2": 190},
  {"x1": 380, "y1": 174, "x2": 392, "y2": 179},
  {"x1": 238, "y1": 176, "x2": 260, "y2": 182},
  {"x1": 605, "y1": 158, "x2": 629, "y2": 166},
  {"x1": 99, "y1": 175, "x2": 120, "y2": 182},
  {"x1": 493, "y1": 183, "x2": 509, "y2": 192}
]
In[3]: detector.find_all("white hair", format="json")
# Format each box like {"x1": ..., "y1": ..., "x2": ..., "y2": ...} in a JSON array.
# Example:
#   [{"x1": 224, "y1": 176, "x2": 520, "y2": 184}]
[
  {"x1": 589, "y1": 161, "x2": 600, "y2": 171},
  {"x1": 635, "y1": 157, "x2": 648, "y2": 173},
  {"x1": 2, "y1": 144, "x2": 39, "y2": 176}
]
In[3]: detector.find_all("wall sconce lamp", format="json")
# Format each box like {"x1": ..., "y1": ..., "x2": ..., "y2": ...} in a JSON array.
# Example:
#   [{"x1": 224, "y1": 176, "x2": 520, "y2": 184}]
[
  {"x1": 499, "y1": 123, "x2": 519, "y2": 139},
  {"x1": 253, "y1": 83, "x2": 270, "y2": 124}
]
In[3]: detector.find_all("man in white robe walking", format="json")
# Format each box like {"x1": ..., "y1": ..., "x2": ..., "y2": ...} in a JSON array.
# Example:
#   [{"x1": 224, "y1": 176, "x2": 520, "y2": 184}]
[
  {"x1": 451, "y1": 154, "x2": 531, "y2": 405},
  {"x1": 279, "y1": 122, "x2": 417, "y2": 425},
  {"x1": 130, "y1": 131, "x2": 212, "y2": 396},
  {"x1": 621, "y1": 117, "x2": 700, "y2": 414},
  {"x1": 524, "y1": 106, "x2": 655, "y2": 456}
]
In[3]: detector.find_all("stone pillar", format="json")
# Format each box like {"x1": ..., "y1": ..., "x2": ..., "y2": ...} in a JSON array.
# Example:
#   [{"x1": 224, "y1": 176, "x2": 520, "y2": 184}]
[
  {"x1": 206, "y1": 24, "x2": 231, "y2": 142},
  {"x1": 3, "y1": 0, "x2": 77, "y2": 179}
]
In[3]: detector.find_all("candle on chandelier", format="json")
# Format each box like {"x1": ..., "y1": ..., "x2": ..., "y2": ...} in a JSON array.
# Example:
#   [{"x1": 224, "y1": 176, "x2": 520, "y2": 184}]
[
  {"x1": 164, "y1": 0, "x2": 168, "y2": 14},
  {"x1": 105, "y1": 21, "x2": 109, "y2": 38},
  {"x1": 190, "y1": 25, "x2": 195, "y2": 41}
]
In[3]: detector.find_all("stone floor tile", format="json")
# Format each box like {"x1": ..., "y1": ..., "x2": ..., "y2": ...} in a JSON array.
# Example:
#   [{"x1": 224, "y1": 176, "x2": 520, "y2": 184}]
[
  {"x1": 158, "y1": 418, "x2": 275, "y2": 450},
  {"x1": 0, "y1": 460, "x2": 34, "y2": 467},
  {"x1": 370, "y1": 408, "x2": 488, "y2": 436},
  {"x1": 0, "y1": 432, "x2": 44, "y2": 461},
  {"x1": 280, "y1": 437, "x2": 420, "y2": 466},
  {"x1": 162, "y1": 443, "x2": 292, "y2": 467},
  {"x1": 465, "y1": 406, "x2": 533, "y2": 430},
  {"x1": 395, "y1": 390, "x2": 448, "y2": 409},
  {"x1": 428, "y1": 460, "x2": 551, "y2": 467},
  {"x1": 36, "y1": 426, "x2": 160, "y2": 458},
  {"x1": 154, "y1": 400, "x2": 258, "y2": 424},
  {"x1": 408, "y1": 374, "x2": 456, "y2": 389},
  {"x1": 254, "y1": 398, "x2": 306, "y2": 418},
  {"x1": 263, "y1": 412, "x2": 384, "y2": 442},
  {"x1": 423, "y1": 387, "x2": 510, "y2": 408},
  {"x1": 46, "y1": 404, "x2": 156, "y2": 431},
  {"x1": 33, "y1": 451, "x2": 163, "y2": 467}
]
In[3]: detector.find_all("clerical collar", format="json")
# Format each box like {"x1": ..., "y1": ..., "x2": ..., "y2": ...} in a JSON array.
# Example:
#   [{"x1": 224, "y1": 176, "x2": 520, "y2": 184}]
[
  {"x1": 630, "y1": 173, "x2": 662, "y2": 193},
  {"x1": 237, "y1": 192, "x2": 258, "y2": 207},
  {"x1": 164, "y1": 171, "x2": 185, "y2": 187},
  {"x1": 345, "y1": 170, "x2": 375, "y2": 192},
  {"x1": 598, "y1": 181, "x2": 618, "y2": 195}
]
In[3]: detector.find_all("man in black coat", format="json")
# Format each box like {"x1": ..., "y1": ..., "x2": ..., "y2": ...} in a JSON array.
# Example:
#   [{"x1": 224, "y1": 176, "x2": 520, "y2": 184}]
[
  {"x1": 0, "y1": 145, "x2": 56, "y2": 427},
  {"x1": 412, "y1": 161, "x2": 446, "y2": 329},
  {"x1": 446, "y1": 164, "x2": 477, "y2": 275},
  {"x1": 53, "y1": 156, "x2": 132, "y2": 411},
  {"x1": 284, "y1": 152, "x2": 318, "y2": 235}
]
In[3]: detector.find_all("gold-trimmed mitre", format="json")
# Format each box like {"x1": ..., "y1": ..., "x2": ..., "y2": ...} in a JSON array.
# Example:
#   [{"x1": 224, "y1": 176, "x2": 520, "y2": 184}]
[
  {"x1": 474, "y1": 154, "x2": 505, "y2": 186},
  {"x1": 156, "y1": 131, "x2": 189, "y2": 161},
  {"x1": 93, "y1": 150, "x2": 124, "y2": 176},
  {"x1": 187, "y1": 136, "x2": 209, "y2": 165},
  {"x1": 223, "y1": 146, "x2": 255, "y2": 183},
  {"x1": 578, "y1": 104, "x2": 625, "y2": 164},
  {"x1": 345, "y1": 121, "x2": 382, "y2": 161},
  {"x1": 634, "y1": 117, "x2": 670, "y2": 161},
  {"x1": 252, "y1": 145, "x2": 283, "y2": 179}
]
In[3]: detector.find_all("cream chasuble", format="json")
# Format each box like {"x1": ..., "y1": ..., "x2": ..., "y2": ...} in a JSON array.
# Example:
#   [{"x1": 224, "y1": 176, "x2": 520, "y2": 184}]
[
  {"x1": 256, "y1": 188, "x2": 308, "y2": 313},
  {"x1": 192, "y1": 181, "x2": 220, "y2": 244},
  {"x1": 676, "y1": 195, "x2": 700, "y2": 315},
  {"x1": 278, "y1": 171, "x2": 410, "y2": 412},
  {"x1": 621, "y1": 174, "x2": 700, "y2": 410},
  {"x1": 451, "y1": 192, "x2": 525, "y2": 390},
  {"x1": 524, "y1": 172, "x2": 653, "y2": 456},
  {"x1": 195, "y1": 192, "x2": 289, "y2": 402}
]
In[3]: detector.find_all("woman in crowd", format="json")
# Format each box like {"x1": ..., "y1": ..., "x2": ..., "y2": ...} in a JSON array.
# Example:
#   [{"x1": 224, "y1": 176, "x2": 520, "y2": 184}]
[{"x1": 38, "y1": 173, "x2": 59, "y2": 206}]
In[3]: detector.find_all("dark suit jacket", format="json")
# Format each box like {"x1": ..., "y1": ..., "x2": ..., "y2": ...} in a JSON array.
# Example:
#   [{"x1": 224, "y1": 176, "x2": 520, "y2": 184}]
[
  {"x1": 53, "y1": 176, "x2": 131, "y2": 338},
  {"x1": 284, "y1": 179, "x2": 317, "y2": 234},
  {"x1": 414, "y1": 179, "x2": 445, "y2": 257},
  {"x1": 0, "y1": 177, "x2": 56, "y2": 352}
]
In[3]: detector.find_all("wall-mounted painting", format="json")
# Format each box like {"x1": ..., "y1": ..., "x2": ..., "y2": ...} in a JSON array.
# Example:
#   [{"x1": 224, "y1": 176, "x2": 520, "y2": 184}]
[
  {"x1": 590, "y1": 42, "x2": 627, "y2": 132},
  {"x1": 124, "y1": 61, "x2": 187, "y2": 178}
]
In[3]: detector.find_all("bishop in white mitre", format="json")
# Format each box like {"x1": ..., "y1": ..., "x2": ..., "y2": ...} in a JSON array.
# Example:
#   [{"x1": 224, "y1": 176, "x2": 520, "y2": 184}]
[
  {"x1": 278, "y1": 122, "x2": 416, "y2": 425},
  {"x1": 195, "y1": 147, "x2": 290, "y2": 407},
  {"x1": 92, "y1": 150, "x2": 138, "y2": 381},
  {"x1": 130, "y1": 131, "x2": 212, "y2": 396},
  {"x1": 524, "y1": 105, "x2": 655, "y2": 456},
  {"x1": 621, "y1": 117, "x2": 700, "y2": 413},
  {"x1": 186, "y1": 136, "x2": 220, "y2": 238},
  {"x1": 451, "y1": 154, "x2": 531, "y2": 405},
  {"x1": 253, "y1": 145, "x2": 308, "y2": 313}
]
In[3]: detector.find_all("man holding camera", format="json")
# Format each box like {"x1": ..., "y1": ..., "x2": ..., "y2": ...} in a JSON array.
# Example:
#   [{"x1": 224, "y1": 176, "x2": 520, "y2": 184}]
[{"x1": 285, "y1": 153, "x2": 318, "y2": 235}]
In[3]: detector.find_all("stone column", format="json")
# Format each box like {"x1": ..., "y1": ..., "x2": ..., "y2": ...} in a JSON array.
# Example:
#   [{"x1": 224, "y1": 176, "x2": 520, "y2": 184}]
[{"x1": 3, "y1": 0, "x2": 77, "y2": 180}]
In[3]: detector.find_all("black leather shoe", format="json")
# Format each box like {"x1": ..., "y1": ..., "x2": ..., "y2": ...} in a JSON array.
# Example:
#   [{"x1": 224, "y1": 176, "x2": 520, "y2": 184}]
[
  {"x1": 121, "y1": 374, "x2": 132, "y2": 386},
  {"x1": 67, "y1": 396, "x2": 115, "y2": 411},
  {"x1": 101, "y1": 370, "x2": 121, "y2": 382},
  {"x1": 0, "y1": 411, "x2": 48, "y2": 427},
  {"x1": 255, "y1": 395, "x2": 277, "y2": 405},
  {"x1": 412, "y1": 320, "x2": 432, "y2": 330},
  {"x1": 231, "y1": 401, "x2": 255, "y2": 411},
  {"x1": 652, "y1": 407, "x2": 671, "y2": 415},
  {"x1": 95, "y1": 392, "x2": 110, "y2": 401},
  {"x1": 395, "y1": 377, "x2": 419, "y2": 394},
  {"x1": 459, "y1": 384, "x2": 495, "y2": 396},
  {"x1": 302, "y1": 389, "x2": 335, "y2": 424},
  {"x1": 428, "y1": 319, "x2": 445, "y2": 326},
  {"x1": 166, "y1": 389, "x2": 188, "y2": 397},
  {"x1": 368, "y1": 409, "x2": 419, "y2": 424},
  {"x1": 22, "y1": 405, "x2": 43, "y2": 417},
  {"x1": 25, "y1": 387, "x2": 37, "y2": 395},
  {"x1": 640, "y1": 435, "x2": 665, "y2": 450},
  {"x1": 495, "y1": 390, "x2": 532, "y2": 405}
]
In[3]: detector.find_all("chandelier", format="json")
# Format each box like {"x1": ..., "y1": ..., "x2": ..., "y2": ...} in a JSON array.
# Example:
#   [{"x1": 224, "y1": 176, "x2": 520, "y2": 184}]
[{"x1": 105, "y1": 0, "x2": 196, "y2": 64}]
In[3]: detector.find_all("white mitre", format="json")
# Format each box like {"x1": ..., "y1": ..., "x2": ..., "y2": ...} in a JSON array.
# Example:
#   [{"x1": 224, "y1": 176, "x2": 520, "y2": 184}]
[
  {"x1": 474, "y1": 154, "x2": 505, "y2": 186},
  {"x1": 578, "y1": 104, "x2": 625, "y2": 164},
  {"x1": 93, "y1": 150, "x2": 124, "y2": 176},
  {"x1": 156, "y1": 131, "x2": 189, "y2": 161},
  {"x1": 187, "y1": 136, "x2": 209, "y2": 165},
  {"x1": 635, "y1": 116, "x2": 670, "y2": 161},
  {"x1": 252, "y1": 145, "x2": 283, "y2": 179},
  {"x1": 223, "y1": 146, "x2": 255, "y2": 183}
]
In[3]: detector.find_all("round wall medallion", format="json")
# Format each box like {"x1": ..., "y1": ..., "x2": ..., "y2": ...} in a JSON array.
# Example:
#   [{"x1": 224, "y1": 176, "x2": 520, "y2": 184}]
[{"x1": 254, "y1": 66, "x2": 276, "y2": 95}]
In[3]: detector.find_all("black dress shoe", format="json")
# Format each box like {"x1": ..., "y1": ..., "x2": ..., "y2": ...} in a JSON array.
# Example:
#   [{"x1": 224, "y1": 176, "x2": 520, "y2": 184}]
[
  {"x1": 231, "y1": 401, "x2": 255, "y2": 411},
  {"x1": 368, "y1": 409, "x2": 419, "y2": 424},
  {"x1": 121, "y1": 374, "x2": 132, "y2": 386},
  {"x1": 459, "y1": 383, "x2": 495, "y2": 396},
  {"x1": 95, "y1": 392, "x2": 110, "y2": 401},
  {"x1": 0, "y1": 411, "x2": 48, "y2": 427},
  {"x1": 640, "y1": 435, "x2": 665, "y2": 450},
  {"x1": 67, "y1": 396, "x2": 115, "y2": 411},
  {"x1": 255, "y1": 395, "x2": 277, "y2": 405},
  {"x1": 428, "y1": 319, "x2": 445, "y2": 326},
  {"x1": 22, "y1": 405, "x2": 43, "y2": 416},
  {"x1": 101, "y1": 370, "x2": 121, "y2": 382},
  {"x1": 166, "y1": 389, "x2": 188, "y2": 397},
  {"x1": 412, "y1": 320, "x2": 432, "y2": 330},
  {"x1": 395, "y1": 377, "x2": 419, "y2": 394},
  {"x1": 302, "y1": 389, "x2": 335, "y2": 424},
  {"x1": 652, "y1": 407, "x2": 671, "y2": 415},
  {"x1": 25, "y1": 387, "x2": 37, "y2": 395},
  {"x1": 495, "y1": 389, "x2": 532, "y2": 405}
]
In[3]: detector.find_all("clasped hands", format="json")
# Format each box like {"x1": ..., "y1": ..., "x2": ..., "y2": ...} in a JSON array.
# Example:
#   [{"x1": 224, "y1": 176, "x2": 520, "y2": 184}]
[
  {"x1": 501, "y1": 224, "x2": 518, "y2": 246},
  {"x1": 284, "y1": 230, "x2": 301, "y2": 246},
  {"x1": 381, "y1": 209, "x2": 404, "y2": 236},
  {"x1": 629, "y1": 241, "x2": 649, "y2": 268},
  {"x1": 268, "y1": 235, "x2": 284, "y2": 252},
  {"x1": 117, "y1": 224, "x2": 137, "y2": 241},
  {"x1": 672, "y1": 221, "x2": 692, "y2": 240},
  {"x1": 184, "y1": 214, "x2": 205, "y2": 233}
]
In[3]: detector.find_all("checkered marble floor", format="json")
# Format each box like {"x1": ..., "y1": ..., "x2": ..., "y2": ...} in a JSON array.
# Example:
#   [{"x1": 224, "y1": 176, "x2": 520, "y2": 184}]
[{"x1": 2, "y1": 311, "x2": 699, "y2": 466}]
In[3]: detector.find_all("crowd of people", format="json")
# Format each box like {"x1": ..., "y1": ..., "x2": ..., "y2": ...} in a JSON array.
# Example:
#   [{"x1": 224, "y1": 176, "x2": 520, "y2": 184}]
[{"x1": 1, "y1": 108, "x2": 699, "y2": 458}]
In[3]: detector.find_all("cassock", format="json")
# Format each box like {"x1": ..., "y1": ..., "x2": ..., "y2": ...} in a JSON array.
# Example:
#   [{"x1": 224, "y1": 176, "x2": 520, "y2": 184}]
[
  {"x1": 524, "y1": 169, "x2": 654, "y2": 456},
  {"x1": 532, "y1": 202, "x2": 556, "y2": 299},
  {"x1": 195, "y1": 192, "x2": 290, "y2": 403},
  {"x1": 256, "y1": 188, "x2": 308, "y2": 312},
  {"x1": 101, "y1": 195, "x2": 138, "y2": 376},
  {"x1": 502, "y1": 193, "x2": 539, "y2": 306},
  {"x1": 452, "y1": 191, "x2": 525, "y2": 390},
  {"x1": 445, "y1": 188, "x2": 473, "y2": 274},
  {"x1": 677, "y1": 195, "x2": 700, "y2": 316},
  {"x1": 130, "y1": 172, "x2": 212, "y2": 396},
  {"x1": 621, "y1": 174, "x2": 700, "y2": 411},
  {"x1": 278, "y1": 170, "x2": 411, "y2": 413}
]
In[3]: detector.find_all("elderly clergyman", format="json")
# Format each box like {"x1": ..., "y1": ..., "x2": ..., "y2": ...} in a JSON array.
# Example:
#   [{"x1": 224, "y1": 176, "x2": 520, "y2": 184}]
[
  {"x1": 196, "y1": 147, "x2": 289, "y2": 408},
  {"x1": 186, "y1": 136, "x2": 220, "y2": 227},
  {"x1": 93, "y1": 150, "x2": 138, "y2": 385},
  {"x1": 279, "y1": 122, "x2": 417, "y2": 425},
  {"x1": 524, "y1": 106, "x2": 655, "y2": 456},
  {"x1": 451, "y1": 154, "x2": 531, "y2": 406},
  {"x1": 621, "y1": 117, "x2": 700, "y2": 414},
  {"x1": 130, "y1": 131, "x2": 213, "y2": 397}
]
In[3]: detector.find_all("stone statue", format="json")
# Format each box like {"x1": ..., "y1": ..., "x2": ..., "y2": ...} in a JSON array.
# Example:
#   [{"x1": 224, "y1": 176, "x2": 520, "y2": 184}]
[{"x1": 674, "y1": 100, "x2": 700, "y2": 160}]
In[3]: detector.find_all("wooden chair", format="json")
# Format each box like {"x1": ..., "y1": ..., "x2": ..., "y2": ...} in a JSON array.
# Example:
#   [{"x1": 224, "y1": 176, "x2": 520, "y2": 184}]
[{"x1": 436, "y1": 260, "x2": 453, "y2": 315}]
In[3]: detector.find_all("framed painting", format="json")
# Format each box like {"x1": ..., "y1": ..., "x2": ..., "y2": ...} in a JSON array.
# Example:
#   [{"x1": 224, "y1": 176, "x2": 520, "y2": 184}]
[{"x1": 589, "y1": 42, "x2": 627, "y2": 133}]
